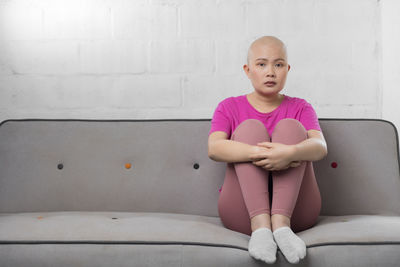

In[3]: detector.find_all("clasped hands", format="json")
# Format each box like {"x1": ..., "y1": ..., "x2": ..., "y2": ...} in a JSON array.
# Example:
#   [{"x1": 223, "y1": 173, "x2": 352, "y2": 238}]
[{"x1": 249, "y1": 141, "x2": 303, "y2": 171}]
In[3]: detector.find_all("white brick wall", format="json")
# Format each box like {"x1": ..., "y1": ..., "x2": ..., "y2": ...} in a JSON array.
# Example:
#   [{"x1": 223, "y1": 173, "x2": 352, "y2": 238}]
[
  {"x1": 0, "y1": 0, "x2": 398, "y2": 133},
  {"x1": 382, "y1": 0, "x2": 400, "y2": 135}
]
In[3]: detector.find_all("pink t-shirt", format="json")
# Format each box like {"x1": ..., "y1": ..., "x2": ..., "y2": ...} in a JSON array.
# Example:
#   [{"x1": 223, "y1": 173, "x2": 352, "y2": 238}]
[{"x1": 209, "y1": 94, "x2": 322, "y2": 139}]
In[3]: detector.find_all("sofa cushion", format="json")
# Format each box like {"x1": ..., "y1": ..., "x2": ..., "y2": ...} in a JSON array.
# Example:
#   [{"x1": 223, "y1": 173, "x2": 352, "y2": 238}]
[
  {"x1": 1, "y1": 212, "x2": 400, "y2": 266},
  {"x1": 1, "y1": 212, "x2": 399, "y2": 248},
  {"x1": 0, "y1": 212, "x2": 248, "y2": 248}
]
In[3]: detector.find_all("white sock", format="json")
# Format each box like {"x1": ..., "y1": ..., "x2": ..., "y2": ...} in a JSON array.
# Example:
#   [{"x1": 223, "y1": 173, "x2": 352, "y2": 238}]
[
  {"x1": 248, "y1": 227, "x2": 277, "y2": 264},
  {"x1": 272, "y1": 226, "x2": 306, "y2": 264}
]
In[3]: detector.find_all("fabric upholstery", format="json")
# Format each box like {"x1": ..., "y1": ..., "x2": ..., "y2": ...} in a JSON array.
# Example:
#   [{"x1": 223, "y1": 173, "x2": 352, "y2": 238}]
[{"x1": 0, "y1": 119, "x2": 399, "y2": 266}]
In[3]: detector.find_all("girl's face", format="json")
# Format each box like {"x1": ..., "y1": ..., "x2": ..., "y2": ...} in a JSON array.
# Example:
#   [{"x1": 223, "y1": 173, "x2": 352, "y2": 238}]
[{"x1": 243, "y1": 43, "x2": 290, "y2": 98}]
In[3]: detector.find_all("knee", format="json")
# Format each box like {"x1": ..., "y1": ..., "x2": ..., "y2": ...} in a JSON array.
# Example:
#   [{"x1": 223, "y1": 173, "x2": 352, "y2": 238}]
[
  {"x1": 231, "y1": 119, "x2": 270, "y2": 143},
  {"x1": 271, "y1": 118, "x2": 308, "y2": 145},
  {"x1": 271, "y1": 119, "x2": 307, "y2": 142},
  {"x1": 238, "y1": 119, "x2": 264, "y2": 128},
  {"x1": 276, "y1": 118, "x2": 304, "y2": 129}
]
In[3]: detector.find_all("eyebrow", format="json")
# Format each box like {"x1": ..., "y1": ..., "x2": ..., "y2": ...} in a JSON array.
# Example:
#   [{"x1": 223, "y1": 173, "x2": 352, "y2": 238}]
[{"x1": 256, "y1": 58, "x2": 285, "y2": 62}]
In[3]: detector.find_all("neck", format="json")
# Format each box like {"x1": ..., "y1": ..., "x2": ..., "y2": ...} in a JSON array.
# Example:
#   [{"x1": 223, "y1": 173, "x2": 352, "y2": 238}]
[{"x1": 250, "y1": 91, "x2": 283, "y2": 106}]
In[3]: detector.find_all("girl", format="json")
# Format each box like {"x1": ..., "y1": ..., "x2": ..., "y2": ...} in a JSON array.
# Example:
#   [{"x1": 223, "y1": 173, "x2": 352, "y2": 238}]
[{"x1": 208, "y1": 36, "x2": 328, "y2": 264}]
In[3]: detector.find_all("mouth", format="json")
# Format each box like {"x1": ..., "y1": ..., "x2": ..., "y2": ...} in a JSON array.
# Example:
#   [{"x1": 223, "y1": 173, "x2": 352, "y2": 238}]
[{"x1": 264, "y1": 82, "x2": 276, "y2": 86}]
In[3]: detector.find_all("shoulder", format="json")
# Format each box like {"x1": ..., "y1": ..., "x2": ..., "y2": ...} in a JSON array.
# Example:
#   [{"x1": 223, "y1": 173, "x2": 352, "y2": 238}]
[
  {"x1": 285, "y1": 94, "x2": 307, "y2": 104},
  {"x1": 216, "y1": 95, "x2": 243, "y2": 108},
  {"x1": 285, "y1": 95, "x2": 313, "y2": 108}
]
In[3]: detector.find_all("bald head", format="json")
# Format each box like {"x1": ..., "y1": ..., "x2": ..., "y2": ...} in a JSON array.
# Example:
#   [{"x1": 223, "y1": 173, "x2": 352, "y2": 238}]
[{"x1": 246, "y1": 36, "x2": 288, "y2": 65}]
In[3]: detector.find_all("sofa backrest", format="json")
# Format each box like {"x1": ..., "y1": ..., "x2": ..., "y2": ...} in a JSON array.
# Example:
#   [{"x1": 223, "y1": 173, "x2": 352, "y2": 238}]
[{"x1": 0, "y1": 119, "x2": 399, "y2": 217}]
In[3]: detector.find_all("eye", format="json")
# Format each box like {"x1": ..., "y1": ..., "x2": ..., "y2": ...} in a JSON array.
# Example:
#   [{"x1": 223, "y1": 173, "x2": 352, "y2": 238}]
[
  {"x1": 258, "y1": 63, "x2": 265, "y2": 66},
  {"x1": 276, "y1": 63, "x2": 283, "y2": 67}
]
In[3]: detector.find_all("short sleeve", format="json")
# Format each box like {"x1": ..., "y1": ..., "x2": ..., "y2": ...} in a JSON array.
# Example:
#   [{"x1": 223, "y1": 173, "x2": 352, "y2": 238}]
[
  {"x1": 299, "y1": 102, "x2": 322, "y2": 131},
  {"x1": 208, "y1": 100, "x2": 232, "y2": 137}
]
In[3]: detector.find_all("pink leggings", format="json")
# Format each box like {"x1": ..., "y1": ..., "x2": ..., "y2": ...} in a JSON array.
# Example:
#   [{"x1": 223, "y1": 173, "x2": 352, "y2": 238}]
[{"x1": 217, "y1": 118, "x2": 322, "y2": 236}]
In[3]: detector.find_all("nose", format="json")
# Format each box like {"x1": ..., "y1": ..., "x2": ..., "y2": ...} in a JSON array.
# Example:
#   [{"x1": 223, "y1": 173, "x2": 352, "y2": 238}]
[{"x1": 265, "y1": 64, "x2": 276, "y2": 77}]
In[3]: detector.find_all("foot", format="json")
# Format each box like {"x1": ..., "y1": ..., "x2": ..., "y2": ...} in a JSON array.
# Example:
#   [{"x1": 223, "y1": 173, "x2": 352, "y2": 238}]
[
  {"x1": 248, "y1": 227, "x2": 277, "y2": 264},
  {"x1": 273, "y1": 226, "x2": 306, "y2": 264}
]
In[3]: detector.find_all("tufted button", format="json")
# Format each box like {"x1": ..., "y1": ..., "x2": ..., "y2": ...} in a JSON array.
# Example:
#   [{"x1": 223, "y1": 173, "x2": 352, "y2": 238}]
[
  {"x1": 125, "y1": 163, "x2": 131, "y2": 169},
  {"x1": 57, "y1": 163, "x2": 63, "y2": 170},
  {"x1": 193, "y1": 163, "x2": 199, "y2": 169},
  {"x1": 331, "y1": 162, "x2": 338, "y2": 168}
]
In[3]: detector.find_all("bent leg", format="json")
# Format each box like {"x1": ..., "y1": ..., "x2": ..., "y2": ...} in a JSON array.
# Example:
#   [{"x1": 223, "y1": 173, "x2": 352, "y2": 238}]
[
  {"x1": 217, "y1": 119, "x2": 271, "y2": 236},
  {"x1": 270, "y1": 118, "x2": 322, "y2": 233},
  {"x1": 232, "y1": 119, "x2": 272, "y2": 218},
  {"x1": 290, "y1": 160, "x2": 322, "y2": 233},
  {"x1": 218, "y1": 163, "x2": 253, "y2": 236}
]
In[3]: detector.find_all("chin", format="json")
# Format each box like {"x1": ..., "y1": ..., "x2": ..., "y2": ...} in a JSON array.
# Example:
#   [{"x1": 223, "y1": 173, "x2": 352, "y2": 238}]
[{"x1": 256, "y1": 88, "x2": 282, "y2": 95}]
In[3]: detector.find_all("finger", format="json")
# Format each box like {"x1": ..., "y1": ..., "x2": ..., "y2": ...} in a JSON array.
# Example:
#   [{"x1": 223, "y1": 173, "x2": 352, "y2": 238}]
[
  {"x1": 253, "y1": 161, "x2": 264, "y2": 166},
  {"x1": 260, "y1": 164, "x2": 270, "y2": 170},
  {"x1": 263, "y1": 166, "x2": 272, "y2": 171},
  {"x1": 257, "y1": 142, "x2": 273, "y2": 147},
  {"x1": 251, "y1": 155, "x2": 264, "y2": 161},
  {"x1": 256, "y1": 159, "x2": 268, "y2": 165}
]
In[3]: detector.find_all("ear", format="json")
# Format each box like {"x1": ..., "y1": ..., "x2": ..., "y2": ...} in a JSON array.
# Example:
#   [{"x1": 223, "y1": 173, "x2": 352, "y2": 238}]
[
  {"x1": 288, "y1": 64, "x2": 291, "y2": 71},
  {"x1": 243, "y1": 65, "x2": 250, "y2": 76},
  {"x1": 243, "y1": 64, "x2": 250, "y2": 79}
]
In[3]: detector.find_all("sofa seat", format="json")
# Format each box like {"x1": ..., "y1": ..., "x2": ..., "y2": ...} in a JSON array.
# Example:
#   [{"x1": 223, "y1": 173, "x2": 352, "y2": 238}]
[
  {"x1": 1, "y1": 211, "x2": 400, "y2": 248},
  {"x1": 2, "y1": 212, "x2": 400, "y2": 266},
  {"x1": 0, "y1": 211, "x2": 247, "y2": 247}
]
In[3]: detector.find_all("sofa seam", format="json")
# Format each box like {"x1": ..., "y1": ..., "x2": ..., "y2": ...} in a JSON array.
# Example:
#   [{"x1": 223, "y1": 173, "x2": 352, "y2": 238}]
[{"x1": 2, "y1": 240, "x2": 400, "y2": 251}]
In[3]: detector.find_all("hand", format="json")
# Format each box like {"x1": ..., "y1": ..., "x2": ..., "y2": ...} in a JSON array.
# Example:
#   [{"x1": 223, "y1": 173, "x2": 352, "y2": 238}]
[
  {"x1": 249, "y1": 142, "x2": 299, "y2": 171},
  {"x1": 288, "y1": 160, "x2": 303, "y2": 168}
]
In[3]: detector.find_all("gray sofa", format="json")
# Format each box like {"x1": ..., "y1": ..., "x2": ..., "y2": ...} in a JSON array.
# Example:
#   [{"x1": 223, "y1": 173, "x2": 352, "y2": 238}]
[{"x1": 0, "y1": 118, "x2": 399, "y2": 267}]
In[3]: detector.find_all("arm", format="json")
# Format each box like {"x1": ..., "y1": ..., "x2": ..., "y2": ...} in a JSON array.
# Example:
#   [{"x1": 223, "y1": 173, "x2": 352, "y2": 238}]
[
  {"x1": 208, "y1": 139, "x2": 255, "y2": 163},
  {"x1": 291, "y1": 130, "x2": 328, "y2": 162}
]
